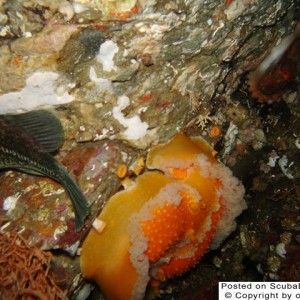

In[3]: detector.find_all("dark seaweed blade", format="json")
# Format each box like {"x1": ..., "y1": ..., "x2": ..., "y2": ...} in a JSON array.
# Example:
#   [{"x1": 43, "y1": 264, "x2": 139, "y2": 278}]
[
  {"x1": 0, "y1": 110, "x2": 64, "y2": 153},
  {"x1": 1, "y1": 152, "x2": 89, "y2": 230},
  {"x1": 0, "y1": 112, "x2": 89, "y2": 230},
  {"x1": 0, "y1": 153, "x2": 89, "y2": 231},
  {"x1": 55, "y1": 162, "x2": 89, "y2": 230}
]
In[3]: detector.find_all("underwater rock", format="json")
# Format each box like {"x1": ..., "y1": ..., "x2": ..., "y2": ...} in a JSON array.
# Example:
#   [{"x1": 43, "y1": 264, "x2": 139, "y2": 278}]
[
  {"x1": 73, "y1": 0, "x2": 137, "y2": 16},
  {"x1": 0, "y1": 24, "x2": 78, "y2": 94},
  {"x1": 57, "y1": 28, "x2": 105, "y2": 85},
  {"x1": 0, "y1": 0, "x2": 299, "y2": 299},
  {"x1": 10, "y1": 24, "x2": 79, "y2": 55},
  {"x1": 0, "y1": 140, "x2": 133, "y2": 253}
]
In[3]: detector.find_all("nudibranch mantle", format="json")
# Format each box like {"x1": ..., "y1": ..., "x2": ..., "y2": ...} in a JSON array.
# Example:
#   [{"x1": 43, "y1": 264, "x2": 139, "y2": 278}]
[{"x1": 80, "y1": 133, "x2": 246, "y2": 300}]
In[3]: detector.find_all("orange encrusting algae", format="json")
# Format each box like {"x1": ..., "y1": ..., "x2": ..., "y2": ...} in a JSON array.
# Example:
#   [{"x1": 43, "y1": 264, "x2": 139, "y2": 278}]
[{"x1": 80, "y1": 133, "x2": 246, "y2": 300}]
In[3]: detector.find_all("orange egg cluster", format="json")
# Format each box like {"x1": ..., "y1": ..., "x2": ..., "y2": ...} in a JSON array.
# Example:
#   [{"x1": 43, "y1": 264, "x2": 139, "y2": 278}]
[{"x1": 80, "y1": 133, "x2": 246, "y2": 300}]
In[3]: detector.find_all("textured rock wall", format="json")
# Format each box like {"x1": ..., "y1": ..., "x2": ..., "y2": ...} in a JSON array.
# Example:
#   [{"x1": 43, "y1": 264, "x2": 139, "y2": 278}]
[
  {"x1": 0, "y1": 1, "x2": 298, "y2": 147},
  {"x1": 0, "y1": 0, "x2": 299, "y2": 298}
]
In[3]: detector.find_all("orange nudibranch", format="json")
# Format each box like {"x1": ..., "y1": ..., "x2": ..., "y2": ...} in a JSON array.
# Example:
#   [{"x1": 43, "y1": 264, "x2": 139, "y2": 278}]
[{"x1": 80, "y1": 133, "x2": 246, "y2": 300}]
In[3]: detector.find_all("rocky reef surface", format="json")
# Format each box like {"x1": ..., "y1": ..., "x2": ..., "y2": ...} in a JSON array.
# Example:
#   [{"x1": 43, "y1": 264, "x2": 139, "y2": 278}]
[{"x1": 0, "y1": 0, "x2": 299, "y2": 299}]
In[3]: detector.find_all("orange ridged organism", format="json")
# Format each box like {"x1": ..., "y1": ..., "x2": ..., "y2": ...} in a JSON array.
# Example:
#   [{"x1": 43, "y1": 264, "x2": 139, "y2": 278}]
[
  {"x1": 248, "y1": 22, "x2": 300, "y2": 103},
  {"x1": 141, "y1": 202, "x2": 183, "y2": 262},
  {"x1": 80, "y1": 133, "x2": 246, "y2": 300}
]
